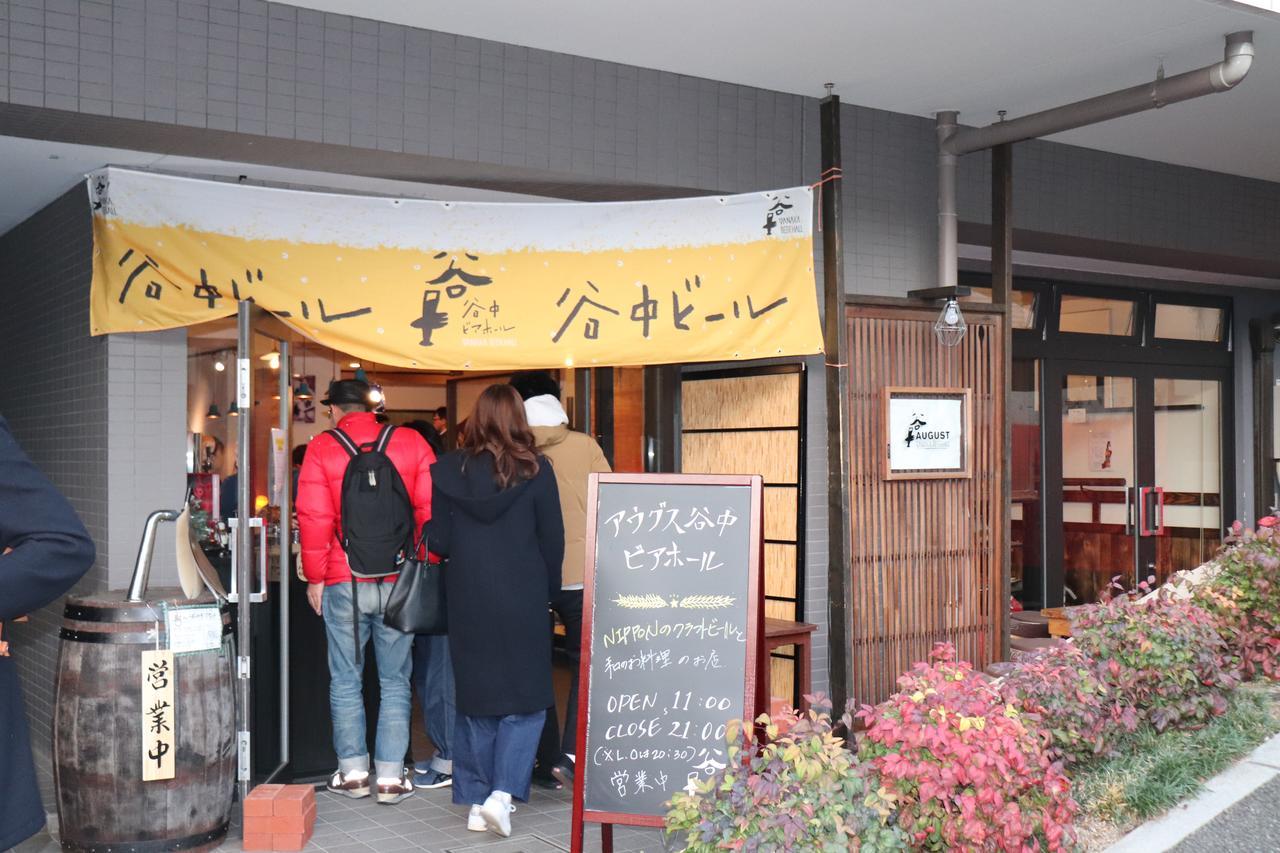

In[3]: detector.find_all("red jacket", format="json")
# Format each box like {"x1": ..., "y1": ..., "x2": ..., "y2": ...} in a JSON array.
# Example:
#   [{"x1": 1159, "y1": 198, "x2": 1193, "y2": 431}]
[{"x1": 297, "y1": 413, "x2": 435, "y2": 585}]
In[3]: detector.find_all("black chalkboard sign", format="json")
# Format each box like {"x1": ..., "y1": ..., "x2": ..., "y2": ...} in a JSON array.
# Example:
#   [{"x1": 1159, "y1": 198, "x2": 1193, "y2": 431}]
[{"x1": 571, "y1": 473, "x2": 764, "y2": 847}]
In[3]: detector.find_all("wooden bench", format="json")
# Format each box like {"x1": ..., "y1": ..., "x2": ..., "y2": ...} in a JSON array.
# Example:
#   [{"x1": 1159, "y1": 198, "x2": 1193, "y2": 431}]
[{"x1": 764, "y1": 617, "x2": 818, "y2": 712}]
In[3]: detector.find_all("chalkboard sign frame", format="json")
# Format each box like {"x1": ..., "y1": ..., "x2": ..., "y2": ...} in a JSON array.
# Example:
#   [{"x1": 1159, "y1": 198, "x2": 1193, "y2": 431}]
[{"x1": 570, "y1": 472, "x2": 766, "y2": 851}]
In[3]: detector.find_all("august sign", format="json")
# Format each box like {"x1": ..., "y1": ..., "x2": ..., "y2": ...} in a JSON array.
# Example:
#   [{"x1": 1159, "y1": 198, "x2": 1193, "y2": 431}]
[
  {"x1": 571, "y1": 474, "x2": 764, "y2": 850},
  {"x1": 87, "y1": 168, "x2": 822, "y2": 371},
  {"x1": 884, "y1": 387, "x2": 973, "y2": 479}
]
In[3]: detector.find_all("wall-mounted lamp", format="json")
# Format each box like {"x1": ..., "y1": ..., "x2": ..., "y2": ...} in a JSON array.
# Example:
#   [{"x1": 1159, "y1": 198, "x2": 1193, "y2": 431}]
[{"x1": 909, "y1": 285, "x2": 970, "y2": 348}]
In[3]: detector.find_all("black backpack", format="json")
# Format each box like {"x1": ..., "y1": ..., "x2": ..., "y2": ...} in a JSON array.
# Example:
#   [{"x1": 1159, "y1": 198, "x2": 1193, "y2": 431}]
[{"x1": 329, "y1": 425, "x2": 416, "y2": 659}]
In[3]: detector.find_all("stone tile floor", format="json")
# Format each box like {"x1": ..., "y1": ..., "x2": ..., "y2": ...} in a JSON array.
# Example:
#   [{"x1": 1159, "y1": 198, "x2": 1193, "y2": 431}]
[
  {"x1": 13, "y1": 781, "x2": 667, "y2": 853},
  {"x1": 223, "y1": 779, "x2": 666, "y2": 853}
]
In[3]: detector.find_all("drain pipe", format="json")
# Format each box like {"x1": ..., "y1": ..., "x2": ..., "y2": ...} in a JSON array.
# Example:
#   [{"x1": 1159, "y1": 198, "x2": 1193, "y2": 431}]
[{"x1": 936, "y1": 31, "x2": 1254, "y2": 283}]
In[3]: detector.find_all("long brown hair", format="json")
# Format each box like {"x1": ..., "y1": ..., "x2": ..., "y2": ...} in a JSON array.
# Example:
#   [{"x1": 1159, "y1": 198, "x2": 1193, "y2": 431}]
[{"x1": 463, "y1": 384, "x2": 540, "y2": 488}]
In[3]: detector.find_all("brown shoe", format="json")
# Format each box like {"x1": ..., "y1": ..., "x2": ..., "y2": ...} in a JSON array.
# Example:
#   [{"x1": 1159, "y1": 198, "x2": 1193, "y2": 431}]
[
  {"x1": 376, "y1": 769, "x2": 415, "y2": 804},
  {"x1": 327, "y1": 769, "x2": 370, "y2": 799}
]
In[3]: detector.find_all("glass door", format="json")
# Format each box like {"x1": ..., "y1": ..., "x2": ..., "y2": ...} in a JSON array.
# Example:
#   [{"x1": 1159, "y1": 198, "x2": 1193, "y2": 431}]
[
  {"x1": 1050, "y1": 367, "x2": 1140, "y2": 604},
  {"x1": 1148, "y1": 377, "x2": 1224, "y2": 586},
  {"x1": 1042, "y1": 362, "x2": 1230, "y2": 607}
]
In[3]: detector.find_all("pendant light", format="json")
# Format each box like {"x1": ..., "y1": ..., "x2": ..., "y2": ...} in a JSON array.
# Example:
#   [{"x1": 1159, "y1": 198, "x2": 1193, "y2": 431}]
[
  {"x1": 206, "y1": 403, "x2": 221, "y2": 419},
  {"x1": 293, "y1": 340, "x2": 313, "y2": 399},
  {"x1": 227, "y1": 401, "x2": 239, "y2": 417},
  {"x1": 933, "y1": 297, "x2": 968, "y2": 347},
  {"x1": 354, "y1": 367, "x2": 369, "y2": 384}
]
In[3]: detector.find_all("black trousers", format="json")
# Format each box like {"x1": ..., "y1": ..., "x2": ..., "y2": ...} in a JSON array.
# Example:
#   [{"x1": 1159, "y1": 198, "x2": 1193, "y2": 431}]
[{"x1": 536, "y1": 588, "x2": 583, "y2": 767}]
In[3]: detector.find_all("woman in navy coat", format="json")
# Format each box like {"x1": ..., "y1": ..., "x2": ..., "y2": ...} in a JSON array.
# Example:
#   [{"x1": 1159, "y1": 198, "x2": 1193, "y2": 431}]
[
  {"x1": 427, "y1": 384, "x2": 564, "y2": 838},
  {"x1": 0, "y1": 417, "x2": 95, "y2": 850}
]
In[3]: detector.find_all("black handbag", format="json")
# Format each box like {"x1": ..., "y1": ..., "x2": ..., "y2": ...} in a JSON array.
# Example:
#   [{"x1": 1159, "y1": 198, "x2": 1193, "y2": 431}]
[{"x1": 384, "y1": 527, "x2": 447, "y2": 635}]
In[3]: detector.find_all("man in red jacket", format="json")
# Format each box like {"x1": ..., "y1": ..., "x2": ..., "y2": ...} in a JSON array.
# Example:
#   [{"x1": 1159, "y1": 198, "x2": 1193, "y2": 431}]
[{"x1": 297, "y1": 379, "x2": 435, "y2": 804}]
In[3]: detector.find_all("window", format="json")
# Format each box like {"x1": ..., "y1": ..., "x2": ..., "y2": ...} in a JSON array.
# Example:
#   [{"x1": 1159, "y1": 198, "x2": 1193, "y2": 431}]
[
  {"x1": 1154, "y1": 303, "x2": 1224, "y2": 343},
  {"x1": 1059, "y1": 295, "x2": 1136, "y2": 336},
  {"x1": 961, "y1": 287, "x2": 1038, "y2": 330}
]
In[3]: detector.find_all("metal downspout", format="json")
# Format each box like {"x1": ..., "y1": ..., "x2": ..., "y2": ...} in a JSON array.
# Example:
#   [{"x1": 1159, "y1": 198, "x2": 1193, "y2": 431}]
[{"x1": 936, "y1": 30, "x2": 1254, "y2": 279}]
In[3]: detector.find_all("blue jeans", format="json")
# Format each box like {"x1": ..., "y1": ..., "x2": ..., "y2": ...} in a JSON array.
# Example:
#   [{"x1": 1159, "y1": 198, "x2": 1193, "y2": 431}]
[
  {"x1": 322, "y1": 581, "x2": 414, "y2": 780},
  {"x1": 412, "y1": 633, "x2": 456, "y2": 774},
  {"x1": 452, "y1": 710, "x2": 545, "y2": 806}
]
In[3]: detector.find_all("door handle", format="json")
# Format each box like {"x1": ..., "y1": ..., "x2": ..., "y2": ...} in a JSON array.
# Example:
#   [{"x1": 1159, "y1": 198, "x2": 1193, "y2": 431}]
[{"x1": 1138, "y1": 487, "x2": 1166, "y2": 537}]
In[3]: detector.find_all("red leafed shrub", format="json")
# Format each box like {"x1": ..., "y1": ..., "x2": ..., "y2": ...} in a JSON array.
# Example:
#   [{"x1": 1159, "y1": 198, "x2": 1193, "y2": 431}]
[
  {"x1": 1193, "y1": 521, "x2": 1280, "y2": 681},
  {"x1": 1072, "y1": 589, "x2": 1238, "y2": 732},
  {"x1": 999, "y1": 643, "x2": 1137, "y2": 766},
  {"x1": 856, "y1": 643, "x2": 1077, "y2": 852}
]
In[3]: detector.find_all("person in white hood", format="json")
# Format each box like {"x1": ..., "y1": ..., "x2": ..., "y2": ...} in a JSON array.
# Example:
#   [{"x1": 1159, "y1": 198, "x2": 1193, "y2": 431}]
[{"x1": 508, "y1": 371, "x2": 611, "y2": 789}]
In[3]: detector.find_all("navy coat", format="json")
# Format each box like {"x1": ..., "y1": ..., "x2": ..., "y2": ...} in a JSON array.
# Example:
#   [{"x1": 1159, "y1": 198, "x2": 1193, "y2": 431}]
[
  {"x1": 427, "y1": 451, "x2": 563, "y2": 717},
  {"x1": 0, "y1": 417, "x2": 95, "y2": 850}
]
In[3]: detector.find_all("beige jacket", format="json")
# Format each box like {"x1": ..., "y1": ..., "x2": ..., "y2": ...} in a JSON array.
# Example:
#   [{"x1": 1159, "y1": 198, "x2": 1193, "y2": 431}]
[{"x1": 532, "y1": 424, "x2": 611, "y2": 587}]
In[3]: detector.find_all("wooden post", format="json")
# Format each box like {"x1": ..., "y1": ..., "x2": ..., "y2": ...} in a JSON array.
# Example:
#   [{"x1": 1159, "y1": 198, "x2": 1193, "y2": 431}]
[
  {"x1": 819, "y1": 94, "x2": 853, "y2": 708},
  {"x1": 1250, "y1": 318, "x2": 1277, "y2": 522},
  {"x1": 991, "y1": 143, "x2": 1013, "y2": 660}
]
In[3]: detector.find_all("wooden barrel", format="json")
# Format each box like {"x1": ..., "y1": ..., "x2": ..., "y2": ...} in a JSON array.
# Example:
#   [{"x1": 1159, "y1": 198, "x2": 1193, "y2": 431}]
[{"x1": 53, "y1": 589, "x2": 235, "y2": 853}]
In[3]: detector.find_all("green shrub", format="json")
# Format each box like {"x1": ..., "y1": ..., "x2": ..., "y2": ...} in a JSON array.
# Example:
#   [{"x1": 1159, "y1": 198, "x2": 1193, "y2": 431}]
[
  {"x1": 856, "y1": 644, "x2": 1077, "y2": 852},
  {"x1": 1194, "y1": 519, "x2": 1280, "y2": 681},
  {"x1": 1000, "y1": 642, "x2": 1137, "y2": 765},
  {"x1": 665, "y1": 699, "x2": 904, "y2": 853},
  {"x1": 1072, "y1": 589, "x2": 1238, "y2": 732}
]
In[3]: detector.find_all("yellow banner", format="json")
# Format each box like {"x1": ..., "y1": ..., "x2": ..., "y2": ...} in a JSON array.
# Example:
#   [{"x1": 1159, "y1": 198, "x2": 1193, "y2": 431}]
[{"x1": 88, "y1": 169, "x2": 822, "y2": 370}]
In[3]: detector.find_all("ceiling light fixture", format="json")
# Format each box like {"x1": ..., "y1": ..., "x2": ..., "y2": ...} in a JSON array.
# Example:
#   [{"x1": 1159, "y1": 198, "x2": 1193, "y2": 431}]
[
  {"x1": 908, "y1": 285, "x2": 970, "y2": 348},
  {"x1": 206, "y1": 403, "x2": 221, "y2": 419}
]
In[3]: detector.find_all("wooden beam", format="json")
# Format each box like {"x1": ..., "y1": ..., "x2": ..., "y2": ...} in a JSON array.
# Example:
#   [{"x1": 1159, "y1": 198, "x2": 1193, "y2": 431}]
[
  {"x1": 820, "y1": 95, "x2": 853, "y2": 709},
  {"x1": 1250, "y1": 318, "x2": 1277, "y2": 521},
  {"x1": 992, "y1": 143, "x2": 1013, "y2": 658}
]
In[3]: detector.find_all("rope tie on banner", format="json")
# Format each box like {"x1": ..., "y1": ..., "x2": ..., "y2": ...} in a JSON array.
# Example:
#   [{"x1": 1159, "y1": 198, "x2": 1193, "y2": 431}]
[{"x1": 810, "y1": 167, "x2": 843, "y2": 231}]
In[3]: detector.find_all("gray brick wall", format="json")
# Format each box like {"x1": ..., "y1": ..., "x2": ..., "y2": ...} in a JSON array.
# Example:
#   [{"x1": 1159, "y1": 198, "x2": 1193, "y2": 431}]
[
  {"x1": 841, "y1": 104, "x2": 1280, "y2": 297},
  {"x1": 0, "y1": 186, "x2": 109, "y2": 753},
  {"x1": 0, "y1": 0, "x2": 808, "y2": 194},
  {"x1": 0, "y1": 185, "x2": 188, "y2": 768}
]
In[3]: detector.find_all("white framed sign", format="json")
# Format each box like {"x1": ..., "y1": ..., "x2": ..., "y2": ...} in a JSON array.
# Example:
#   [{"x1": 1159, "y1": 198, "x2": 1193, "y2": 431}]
[
  {"x1": 883, "y1": 387, "x2": 973, "y2": 479},
  {"x1": 165, "y1": 605, "x2": 223, "y2": 654}
]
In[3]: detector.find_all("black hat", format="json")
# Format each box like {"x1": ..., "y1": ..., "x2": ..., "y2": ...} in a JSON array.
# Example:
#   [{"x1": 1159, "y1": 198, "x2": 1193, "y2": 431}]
[{"x1": 321, "y1": 379, "x2": 372, "y2": 408}]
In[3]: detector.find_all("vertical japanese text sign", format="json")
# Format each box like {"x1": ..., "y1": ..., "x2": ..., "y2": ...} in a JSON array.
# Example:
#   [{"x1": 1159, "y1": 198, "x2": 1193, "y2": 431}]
[
  {"x1": 571, "y1": 473, "x2": 764, "y2": 852},
  {"x1": 141, "y1": 649, "x2": 176, "y2": 781}
]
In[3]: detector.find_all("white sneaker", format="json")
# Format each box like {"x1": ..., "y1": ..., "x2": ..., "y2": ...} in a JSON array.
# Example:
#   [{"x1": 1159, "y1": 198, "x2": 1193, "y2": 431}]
[
  {"x1": 479, "y1": 791, "x2": 515, "y2": 837},
  {"x1": 467, "y1": 804, "x2": 486, "y2": 832}
]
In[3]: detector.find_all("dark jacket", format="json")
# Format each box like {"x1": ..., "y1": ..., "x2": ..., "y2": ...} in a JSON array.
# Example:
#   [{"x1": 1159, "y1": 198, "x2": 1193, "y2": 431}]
[
  {"x1": 0, "y1": 417, "x2": 95, "y2": 850},
  {"x1": 427, "y1": 450, "x2": 563, "y2": 717}
]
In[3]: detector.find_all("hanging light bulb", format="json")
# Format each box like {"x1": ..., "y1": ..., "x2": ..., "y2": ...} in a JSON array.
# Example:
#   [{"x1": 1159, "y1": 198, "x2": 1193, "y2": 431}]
[
  {"x1": 206, "y1": 403, "x2": 221, "y2": 419},
  {"x1": 214, "y1": 359, "x2": 225, "y2": 372},
  {"x1": 934, "y1": 298, "x2": 968, "y2": 347},
  {"x1": 259, "y1": 350, "x2": 280, "y2": 370},
  {"x1": 227, "y1": 401, "x2": 239, "y2": 417}
]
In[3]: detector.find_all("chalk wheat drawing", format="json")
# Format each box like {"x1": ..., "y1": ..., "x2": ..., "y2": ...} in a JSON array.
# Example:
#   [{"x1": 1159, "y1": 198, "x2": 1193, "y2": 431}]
[
  {"x1": 676, "y1": 595, "x2": 737, "y2": 609},
  {"x1": 612, "y1": 594, "x2": 668, "y2": 609}
]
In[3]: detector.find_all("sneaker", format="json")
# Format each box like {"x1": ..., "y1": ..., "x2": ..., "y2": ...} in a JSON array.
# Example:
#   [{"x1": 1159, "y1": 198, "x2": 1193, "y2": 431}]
[
  {"x1": 375, "y1": 769, "x2": 416, "y2": 804},
  {"x1": 479, "y1": 791, "x2": 514, "y2": 837},
  {"x1": 413, "y1": 768, "x2": 453, "y2": 789},
  {"x1": 326, "y1": 769, "x2": 370, "y2": 799},
  {"x1": 467, "y1": 805, "x2": 486, "y2": 832}
]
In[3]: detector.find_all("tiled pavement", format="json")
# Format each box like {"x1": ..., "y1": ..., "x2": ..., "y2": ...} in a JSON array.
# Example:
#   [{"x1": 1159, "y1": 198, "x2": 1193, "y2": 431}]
[
  {"x1": 13, "y1": 781, "x2": 668, "y2": 853},
  {"x1": 214, "y1": 781, "x2": 668, "y2": 853}
]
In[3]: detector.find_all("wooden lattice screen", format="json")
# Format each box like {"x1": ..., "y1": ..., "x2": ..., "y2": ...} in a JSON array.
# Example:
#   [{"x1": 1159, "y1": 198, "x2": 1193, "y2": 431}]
[{"x1": 846, "y1": 300, "x2": 1005, "y2": 705}]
